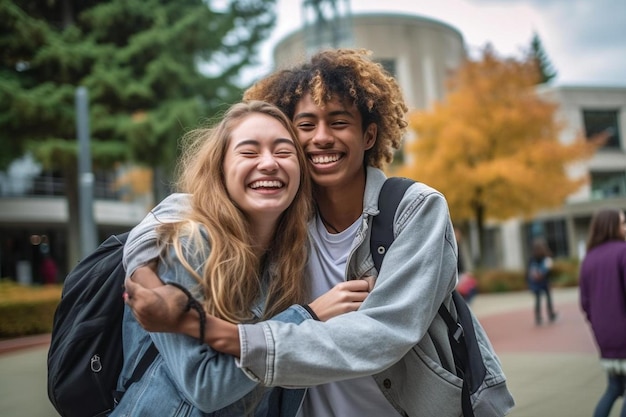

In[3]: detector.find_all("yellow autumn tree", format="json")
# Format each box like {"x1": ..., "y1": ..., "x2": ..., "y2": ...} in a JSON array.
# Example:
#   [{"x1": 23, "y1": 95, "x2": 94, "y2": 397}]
[
  {"x1": 398, "y1": 45, "x2": 600, "y2": 264},
  {"x1": 112, "y1": 165, "x2": 154, "y2": 204}
]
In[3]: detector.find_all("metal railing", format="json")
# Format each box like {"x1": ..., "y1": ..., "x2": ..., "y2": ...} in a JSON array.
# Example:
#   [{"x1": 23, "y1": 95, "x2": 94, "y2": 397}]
[{"x1": 0, "y1": 174, "x2": 120, "y2": 200}]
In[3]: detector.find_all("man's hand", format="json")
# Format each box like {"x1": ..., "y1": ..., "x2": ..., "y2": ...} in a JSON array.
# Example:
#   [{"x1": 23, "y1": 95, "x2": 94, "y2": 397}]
[
  {"x1": 308, "y1": 278, "x2": 372, "y2": 321},
  {"x1": 124, "y1": 264, "x2": 241, "y2": 356},
  {"x1": 123, "y1": 265, "x2": 189, "y2": 333}
]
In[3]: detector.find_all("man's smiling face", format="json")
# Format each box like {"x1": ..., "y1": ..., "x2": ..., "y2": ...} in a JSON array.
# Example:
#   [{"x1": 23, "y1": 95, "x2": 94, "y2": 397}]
[{"x1": 293, "y1": 93, "x2": 376, "y2": 190}]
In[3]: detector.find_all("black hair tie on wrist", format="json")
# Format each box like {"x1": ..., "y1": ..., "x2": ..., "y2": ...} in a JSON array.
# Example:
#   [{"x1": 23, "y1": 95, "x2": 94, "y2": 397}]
[
  {"x1": 301, "y1": 304, "x2": 320, "y2": 321},
  {"x1": 166, "y1": 281, "x2": 206, "y2": 343}
]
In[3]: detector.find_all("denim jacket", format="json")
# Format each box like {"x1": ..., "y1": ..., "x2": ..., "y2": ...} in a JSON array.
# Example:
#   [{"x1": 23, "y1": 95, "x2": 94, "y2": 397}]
[
  {"x1": 237, "y1": 167, "x2": 515, "y2": 416},
  {"x1": 121, "y1": 169, "x2": 514, "y2": 416},
  {"x1": 115, "y1": 211, "x2": 308, "y2": 416}
]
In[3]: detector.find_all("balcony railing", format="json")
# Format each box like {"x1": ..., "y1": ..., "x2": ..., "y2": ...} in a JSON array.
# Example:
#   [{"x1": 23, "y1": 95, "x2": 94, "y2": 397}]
[{"x1": 0, "y1": 174, "x2": 120, "y2": 200}]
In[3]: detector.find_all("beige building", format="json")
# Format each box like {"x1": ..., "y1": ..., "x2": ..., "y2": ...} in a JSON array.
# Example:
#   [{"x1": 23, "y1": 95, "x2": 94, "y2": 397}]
[
  {"x1": 272, "y1": 13, "x2": 626, "y2": 271},
  {"x1": 274, "y1": 13, "x2": 466, "y2": 110},
  {"x1": 0, "y1": 164, "x2": 149, "y2": 283}
]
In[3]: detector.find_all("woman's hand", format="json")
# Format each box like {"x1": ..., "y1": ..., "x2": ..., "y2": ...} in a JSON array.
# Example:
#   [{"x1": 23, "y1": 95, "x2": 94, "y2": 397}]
[
  {"x1": 308, "y1": 277, "x2": 373, "y2": 321},
  {"x1": 123, "y1": 265, "x2": 190, "y2": 333}
]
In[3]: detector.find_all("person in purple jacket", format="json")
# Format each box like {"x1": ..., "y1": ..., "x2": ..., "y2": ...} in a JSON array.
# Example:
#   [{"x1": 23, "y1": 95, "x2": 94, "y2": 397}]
[{"x1": 579, "y1": 208, "x2": 626, "y2": 417}]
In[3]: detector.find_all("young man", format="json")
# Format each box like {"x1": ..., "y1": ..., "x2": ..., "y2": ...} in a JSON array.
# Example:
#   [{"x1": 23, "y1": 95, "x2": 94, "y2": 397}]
[{"x1": 124, "y1": 49, "x2": 514, "y2": 416}]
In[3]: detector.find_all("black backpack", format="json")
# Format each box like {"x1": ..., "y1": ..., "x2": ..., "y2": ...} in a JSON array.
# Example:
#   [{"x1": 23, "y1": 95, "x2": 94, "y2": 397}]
[
  {"x1": 371, "y1": 177, "x2": 487, "y2": 417},
  {"x1": 47, "y1": 232, "x2": 158, "y2": 417}
]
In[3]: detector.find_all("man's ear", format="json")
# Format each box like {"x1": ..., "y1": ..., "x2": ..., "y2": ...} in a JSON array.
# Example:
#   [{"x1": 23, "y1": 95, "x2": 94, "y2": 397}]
[{"x1": 364, "y1": 123, "x2": 377, "y2": 150}]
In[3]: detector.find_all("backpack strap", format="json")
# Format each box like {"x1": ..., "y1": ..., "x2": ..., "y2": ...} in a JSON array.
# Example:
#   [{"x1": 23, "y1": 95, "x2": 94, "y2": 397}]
[
  {"x1": 113, "y1": 343, "x2": 159, "y2": 404},
  {"x1": 125, "y1": 343, "x2": 159, "y2": 391},
  {"x1": 437, "y1": 293, "x2": 482, "y2": 417},
  {"x1": 371, "y1": 177, "x2": 481, "y2": 417},
  {"x1": 370, "y1": 177, "x2": 414, "y2": 272}
]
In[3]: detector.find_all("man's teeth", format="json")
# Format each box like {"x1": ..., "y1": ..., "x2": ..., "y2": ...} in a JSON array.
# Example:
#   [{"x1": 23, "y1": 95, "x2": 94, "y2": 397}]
[
  {"x1": 311, "y1": 154, "x2": 340, "y2": 164},
  {"x1": 250, "y1": 180, "x2": 283, "y2": 189}
]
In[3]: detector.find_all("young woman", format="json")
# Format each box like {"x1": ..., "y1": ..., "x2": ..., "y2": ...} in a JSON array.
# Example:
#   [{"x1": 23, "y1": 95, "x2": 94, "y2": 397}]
[
  {"x1": 112, "y1": 101, "x2": 369, "y2": 417},
  {"x1": 580, "y1": 208, "x2": 626, "y2": 417}
]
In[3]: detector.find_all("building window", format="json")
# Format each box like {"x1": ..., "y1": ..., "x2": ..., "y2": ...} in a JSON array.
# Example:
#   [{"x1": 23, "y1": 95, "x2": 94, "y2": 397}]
[
  {"x1": 482, "y1": 227, "x2": 501, "y2": 268},
  {"x1": 582, "y1": 109, "x2": 621, "y2": 149},
  {"x1": 591, "y1": 170, "x2": 626, "y2": 199},
  {"x1": 525, "y1": 219, "x2": 569, "y2": 259}
]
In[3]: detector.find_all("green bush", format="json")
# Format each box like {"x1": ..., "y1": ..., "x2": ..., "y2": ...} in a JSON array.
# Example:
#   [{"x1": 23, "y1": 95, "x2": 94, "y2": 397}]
[
  {"x1": 473, "y1": 258, "x2": 580, "y2": 294},
  {"x1": 550, "y1": 258, "x2": 580, "y2": 287},
  {"x1": 0, "y1": 280, "x2": 61, "y2": 338},
  {"x1": 474, "y1": 269, "x2": 527, "y2": 293},
  {"x1": 0, "y1": 300, "x2": 60, "y2": 338}
]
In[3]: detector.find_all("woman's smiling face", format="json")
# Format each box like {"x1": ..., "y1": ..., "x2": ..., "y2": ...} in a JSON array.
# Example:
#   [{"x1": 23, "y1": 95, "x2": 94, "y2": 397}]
[{"x1": 223, "y1": 112, "x2": 301, "y2": 223}]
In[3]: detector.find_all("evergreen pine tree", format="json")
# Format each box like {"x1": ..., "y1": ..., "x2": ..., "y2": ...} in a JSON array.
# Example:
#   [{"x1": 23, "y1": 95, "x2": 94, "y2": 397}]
[
  {"x1": 0, "y1": 0, "x2": 277, "y2": 266},
  {"x1": 529, "y1": 32, "x2": 557, "y2": 84}
]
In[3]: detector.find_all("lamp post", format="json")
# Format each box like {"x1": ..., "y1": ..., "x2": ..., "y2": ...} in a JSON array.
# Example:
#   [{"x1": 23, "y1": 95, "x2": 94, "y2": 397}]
[{"x1": 76, "y1": 86, "x2": 97, "y2": 257}]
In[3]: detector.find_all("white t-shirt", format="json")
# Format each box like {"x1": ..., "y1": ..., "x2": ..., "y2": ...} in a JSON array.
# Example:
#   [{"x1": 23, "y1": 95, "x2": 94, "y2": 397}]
[{"x1": 296, "y1": 215, "x2": 401, "y2": 417}]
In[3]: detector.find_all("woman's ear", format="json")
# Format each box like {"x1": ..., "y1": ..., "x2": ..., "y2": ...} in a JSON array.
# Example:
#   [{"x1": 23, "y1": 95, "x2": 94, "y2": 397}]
[{"x1": 364, "y1": 123, "x2": 377, "y2": 150}]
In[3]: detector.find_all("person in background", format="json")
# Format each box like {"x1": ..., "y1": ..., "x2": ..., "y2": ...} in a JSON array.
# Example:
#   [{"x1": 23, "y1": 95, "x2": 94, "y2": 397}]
[
  {"x1": 457, "y1": 271, "x2": 478, "y2": 304},
  {"x1": 579, "y1": 208, "x2": 626, "y2": 417},
  {"x1": 40, "y1": 254, "x2": 58, "y2": 285},
  {"x1": 526, "y1": 237, "x2": 558, "y2": 325},
  {"x1": 454, "y1": 226, "x2": 477, "y2": 303}
]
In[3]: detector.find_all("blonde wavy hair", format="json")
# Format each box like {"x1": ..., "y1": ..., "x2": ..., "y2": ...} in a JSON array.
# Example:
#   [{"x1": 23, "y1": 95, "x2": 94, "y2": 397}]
[
  {"x1": 159, "y1": 101, "x2": 312, "y2": 323},
  {"x1": 244, "y1": 48, "x2": 409, "y2": 168}
]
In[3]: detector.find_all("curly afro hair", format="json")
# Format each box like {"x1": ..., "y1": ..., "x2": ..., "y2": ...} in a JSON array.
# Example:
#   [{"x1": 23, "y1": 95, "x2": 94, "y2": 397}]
[{"x1": 243, "y1": 49, "x2": 408, "y2": 168}]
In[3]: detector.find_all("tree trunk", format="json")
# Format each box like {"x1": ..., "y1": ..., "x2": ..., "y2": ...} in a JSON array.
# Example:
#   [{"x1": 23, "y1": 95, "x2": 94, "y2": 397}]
[
  {"x1": 61, "y1": 0, "x2": 74, "y2": 28},
  {"x1": 474, "y1": 203, "x2": 485, "y2": 268},
  {"x1": 471, "y1": 187, "x2": 486, "y2": 268}
]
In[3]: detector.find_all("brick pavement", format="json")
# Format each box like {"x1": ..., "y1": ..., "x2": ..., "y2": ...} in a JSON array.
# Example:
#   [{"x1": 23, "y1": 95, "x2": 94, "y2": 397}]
[
  {"x1": 472, "y1": 287, "x2": 623, "y2": 417},
  {"x1": 477, "y1": 295, "x2": 597, "y2": 354},
  {"x1": 0, "y1": 333, "x2": 51, "y2": 355}
]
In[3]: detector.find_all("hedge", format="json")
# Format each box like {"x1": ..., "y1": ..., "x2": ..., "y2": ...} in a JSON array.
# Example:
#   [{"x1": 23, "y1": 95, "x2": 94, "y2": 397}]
[{"x1": 0, "y1": 280, "x2": 62, "y2": 338}]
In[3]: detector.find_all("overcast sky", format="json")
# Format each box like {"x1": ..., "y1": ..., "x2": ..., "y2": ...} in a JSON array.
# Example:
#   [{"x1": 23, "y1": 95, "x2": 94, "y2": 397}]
[{"x1": 255, "y1": 0, "x2": 626, "y2": 87}]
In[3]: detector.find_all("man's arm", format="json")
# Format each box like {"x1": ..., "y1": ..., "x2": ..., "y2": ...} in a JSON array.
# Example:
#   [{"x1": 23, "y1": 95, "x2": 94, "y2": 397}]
[
  {"x1": 238, "y1": 184, "x2": 458, "y2": 387},
  {"x1": 124, "y1": 268, "x2": 372, "y2": 357}
]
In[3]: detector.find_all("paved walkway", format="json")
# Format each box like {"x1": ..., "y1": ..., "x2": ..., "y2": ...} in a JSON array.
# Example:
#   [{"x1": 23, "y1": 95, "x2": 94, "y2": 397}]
[
  {"x1": 0, "y1": 287, "x2": 623, "y2": 416},
  {"x1": 471, "y1": 287, "x2": 622, "y2": 417}
]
